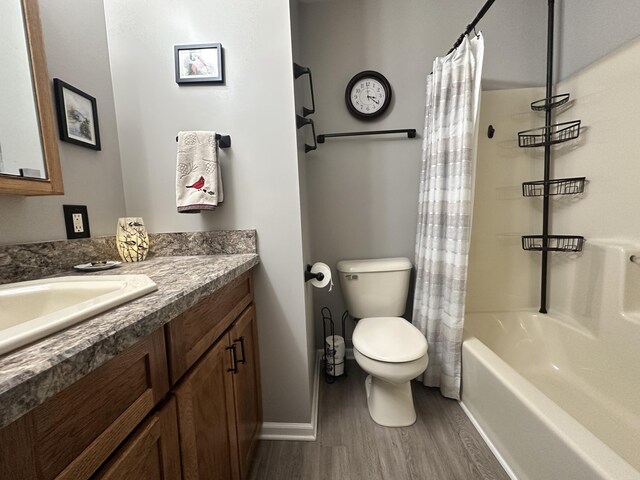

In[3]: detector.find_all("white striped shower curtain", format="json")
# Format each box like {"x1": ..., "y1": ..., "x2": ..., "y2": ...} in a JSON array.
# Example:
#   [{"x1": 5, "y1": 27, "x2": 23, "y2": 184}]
[{"x1": 412, "y1": 33, "x2": 484, "y2": 399}]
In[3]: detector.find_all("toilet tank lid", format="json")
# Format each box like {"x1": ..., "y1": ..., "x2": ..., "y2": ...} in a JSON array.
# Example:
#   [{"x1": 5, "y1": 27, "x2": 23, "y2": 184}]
[{"x1": 336, "y1": 257, "x2": 412, "y2": 273}]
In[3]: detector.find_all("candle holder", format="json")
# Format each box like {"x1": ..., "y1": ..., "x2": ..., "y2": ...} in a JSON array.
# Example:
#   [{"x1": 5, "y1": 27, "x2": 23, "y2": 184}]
[{"x1": 116, "y1": 217, "x2": 149, "y2": 262}]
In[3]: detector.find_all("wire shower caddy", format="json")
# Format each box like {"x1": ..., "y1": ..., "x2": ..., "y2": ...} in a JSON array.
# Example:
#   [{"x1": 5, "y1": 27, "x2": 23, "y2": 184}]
[{"x1": 519, "y1": 0, "x2": 586, "y2": 313}]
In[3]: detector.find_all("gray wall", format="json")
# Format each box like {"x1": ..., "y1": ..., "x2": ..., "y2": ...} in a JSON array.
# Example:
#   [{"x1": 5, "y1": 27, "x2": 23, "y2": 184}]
[
  {"x1": 297, "y1": 0, "x2": 640, "y2": 348},
  {"x1": 557, "y1": 0, "x2": 640, "y2": 81},
  {"x1": 0, "y1": 0, "x2": 126, "y2": 245},
  {"x1": 104, "y1": 0, "x2": 313, "y2": 424},
  {"x1": 296, "y1": 0, "x2": 548, "y2": 346},
  {"x1": 290, "y1": 0, "x2": 318, "y2": 397}
]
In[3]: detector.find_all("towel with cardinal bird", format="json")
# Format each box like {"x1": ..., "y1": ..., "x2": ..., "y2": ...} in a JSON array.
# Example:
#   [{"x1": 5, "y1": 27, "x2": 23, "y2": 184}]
[{"x1": 176, "y1": 131, "x2": 224, "y2": 213}]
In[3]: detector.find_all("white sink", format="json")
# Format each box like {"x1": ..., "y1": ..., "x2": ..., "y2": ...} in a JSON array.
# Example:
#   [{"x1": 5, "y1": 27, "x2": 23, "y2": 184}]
[{"x1": 0, "y1": 275, "x2": 157, "y2": 355}]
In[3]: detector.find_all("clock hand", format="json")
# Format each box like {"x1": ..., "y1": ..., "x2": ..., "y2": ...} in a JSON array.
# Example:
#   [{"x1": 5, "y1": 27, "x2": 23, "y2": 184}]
[{"x1": 367, "y1": 95, "x2": 379, "y2": 105}]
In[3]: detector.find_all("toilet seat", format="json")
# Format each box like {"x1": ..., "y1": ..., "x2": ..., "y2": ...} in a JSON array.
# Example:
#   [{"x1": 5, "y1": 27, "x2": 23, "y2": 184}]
[{"x1": 353, "y1": 317, "x2": 428, "y2": 363}]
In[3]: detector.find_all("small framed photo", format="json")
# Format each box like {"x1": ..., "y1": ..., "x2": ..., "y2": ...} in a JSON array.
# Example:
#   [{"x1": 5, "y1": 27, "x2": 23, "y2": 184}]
[
  {"x1": 175, "y1": 43, "x2": 223, "y2": 84},
  {"x1": 53, "y1": 79, "x2": 101, "y2": 151}
]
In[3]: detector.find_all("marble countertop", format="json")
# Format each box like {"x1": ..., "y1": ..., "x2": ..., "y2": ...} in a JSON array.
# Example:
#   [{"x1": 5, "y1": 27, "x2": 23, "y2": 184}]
[{"x1": 0, "y1": 254, "x2": 260, "y2": 429}]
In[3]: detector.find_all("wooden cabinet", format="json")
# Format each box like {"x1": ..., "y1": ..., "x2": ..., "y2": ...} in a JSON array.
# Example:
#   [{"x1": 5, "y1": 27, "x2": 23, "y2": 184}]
[
  {"x1": 0, "y1": 270, "x2": 261, "y2": 480},
  {"x1": 93, "y1": 398, "x2": 181, "y2": 480},
  {"x1": 166, "y1": 272, "x2": 253, "y2": 383},
  {"x1": 174, "y1": 332, "x2": 240, "y2": 480},
  {"x1": 174, "y1": 303, "x2": 262, "y2": 480},
  {"x1": 0, "y1": 328, "x2": 169, "y2": 480},
  {"x1": 230, "y1": 304, "x2": 262, "y2": 479}
]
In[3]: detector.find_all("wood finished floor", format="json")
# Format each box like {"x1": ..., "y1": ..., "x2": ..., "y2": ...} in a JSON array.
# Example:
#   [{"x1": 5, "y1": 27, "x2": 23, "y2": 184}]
[{"x1": 249, "y1": 361, "x2": 509, "y2": 480}]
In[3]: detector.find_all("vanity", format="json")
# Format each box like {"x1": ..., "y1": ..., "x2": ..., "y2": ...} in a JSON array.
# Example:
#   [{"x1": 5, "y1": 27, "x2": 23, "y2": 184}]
[{"x1": 0, "y1": 253, "x2": 261, "y2": 479}]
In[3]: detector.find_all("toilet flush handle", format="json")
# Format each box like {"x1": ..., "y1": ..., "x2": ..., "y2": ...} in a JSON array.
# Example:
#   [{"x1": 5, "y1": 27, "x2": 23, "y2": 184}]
[{"x1": 346, "y1": 274, "x2": 359, "y2": 280}]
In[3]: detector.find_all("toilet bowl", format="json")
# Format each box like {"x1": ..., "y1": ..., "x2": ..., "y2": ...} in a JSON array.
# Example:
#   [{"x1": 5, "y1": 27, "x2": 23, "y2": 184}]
[
  {"x1": 352, "y1": 316, "x2": 428, "y2": 427},
  {"x1": 337, "y1": 257, "x2": 428, "y2": 427}
]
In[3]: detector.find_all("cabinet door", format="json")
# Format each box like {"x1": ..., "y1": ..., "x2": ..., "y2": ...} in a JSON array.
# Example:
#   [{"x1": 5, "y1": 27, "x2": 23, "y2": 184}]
[
  {"x1": 0, "y1": 328, "x2": 169, "y2": 480},
  {"x1": 230, "y1": 304, "x2": 262, "y2": 479},
  {"x1": 93, "y1": 398, "x2": 181, "y2": 480},
  {"x1": 174, "y1": 333, "x2": 240, "y2": 480}
]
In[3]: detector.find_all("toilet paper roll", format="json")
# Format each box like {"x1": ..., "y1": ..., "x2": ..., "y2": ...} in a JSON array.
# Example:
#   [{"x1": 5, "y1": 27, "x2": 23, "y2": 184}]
[
  {"x1": 325, "y1": 335, "x2": 345, "y2": 360},
  {"x1": 309, "y1": 262, "x2": 333, "y2": 291}
]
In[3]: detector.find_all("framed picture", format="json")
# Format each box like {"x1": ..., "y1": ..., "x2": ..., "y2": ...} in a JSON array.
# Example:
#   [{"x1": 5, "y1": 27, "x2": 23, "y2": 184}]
[
  {"x1": 53, "y1": 79, "x2": 101, "y2": 150},
  {"x1": 174, "y1": 43, "x2": 223, "y2": 84}
]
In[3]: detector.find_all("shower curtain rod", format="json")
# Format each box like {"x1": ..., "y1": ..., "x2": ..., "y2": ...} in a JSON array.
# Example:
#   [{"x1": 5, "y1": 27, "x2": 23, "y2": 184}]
[{"x1": 446, "y1": 0, "x2": 495, "y2": 55}]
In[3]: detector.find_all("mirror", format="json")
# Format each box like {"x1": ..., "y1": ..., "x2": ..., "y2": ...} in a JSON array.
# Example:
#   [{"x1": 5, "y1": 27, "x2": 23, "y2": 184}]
[{"x1": 0, "y1": 0, "x2": 63, "y2": 195}]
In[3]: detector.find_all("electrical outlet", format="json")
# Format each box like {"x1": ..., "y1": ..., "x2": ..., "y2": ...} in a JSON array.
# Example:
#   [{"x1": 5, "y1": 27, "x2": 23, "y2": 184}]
[
  {"x1": 63, "y1": 205, "x2": 90, "y2": 239},
  {"x1": 72, "y1": 213, "x2": 84, "y2": 233}
]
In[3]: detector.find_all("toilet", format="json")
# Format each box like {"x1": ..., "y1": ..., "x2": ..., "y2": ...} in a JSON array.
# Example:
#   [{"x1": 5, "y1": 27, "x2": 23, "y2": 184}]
[{"x1": 336, "y1": 257, "x2": 428, "y2": 427}]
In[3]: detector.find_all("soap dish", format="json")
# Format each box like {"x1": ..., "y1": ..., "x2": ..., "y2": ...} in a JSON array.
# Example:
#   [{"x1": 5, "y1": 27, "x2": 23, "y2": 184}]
[{"x1": 74, "y1": 260, "x2": 122, "y2": 272}]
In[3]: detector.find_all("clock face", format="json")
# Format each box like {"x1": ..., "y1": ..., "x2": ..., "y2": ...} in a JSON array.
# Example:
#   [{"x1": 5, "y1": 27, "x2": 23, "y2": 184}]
[{"x1": 345, "y1": 71, "x2": 392, "y2": 120}]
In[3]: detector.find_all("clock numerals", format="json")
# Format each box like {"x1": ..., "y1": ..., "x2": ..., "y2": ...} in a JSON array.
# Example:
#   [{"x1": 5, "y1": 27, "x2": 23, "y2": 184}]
[{"x1": 346, "y1": 71, "x2": 392, "y2": 119}]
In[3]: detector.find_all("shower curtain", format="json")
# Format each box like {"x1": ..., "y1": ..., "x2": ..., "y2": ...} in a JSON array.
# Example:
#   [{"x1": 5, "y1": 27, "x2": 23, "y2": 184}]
[{"x1": 412, "y1": 33, "x2": 484, "y2": 400}]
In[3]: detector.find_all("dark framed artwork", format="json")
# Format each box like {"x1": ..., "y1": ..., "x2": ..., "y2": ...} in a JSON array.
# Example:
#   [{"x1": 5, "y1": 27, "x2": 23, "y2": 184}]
[
  {"x1": 53, "y1": 79, "x2": 101, "y2": 151},
  {"x1": 174, "y1": 43, "x2": 224, "y2": 84}
]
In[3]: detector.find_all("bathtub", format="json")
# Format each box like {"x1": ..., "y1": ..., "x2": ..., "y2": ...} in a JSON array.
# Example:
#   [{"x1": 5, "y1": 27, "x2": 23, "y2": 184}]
[{"x1": 461, "y1": 310, "x2": 640, "y2": 480}]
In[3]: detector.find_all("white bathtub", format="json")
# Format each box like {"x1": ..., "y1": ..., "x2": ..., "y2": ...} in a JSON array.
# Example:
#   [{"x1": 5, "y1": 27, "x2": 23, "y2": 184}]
[{"x1": 461, "y1": 310, "x2": 640, "y2": 480}]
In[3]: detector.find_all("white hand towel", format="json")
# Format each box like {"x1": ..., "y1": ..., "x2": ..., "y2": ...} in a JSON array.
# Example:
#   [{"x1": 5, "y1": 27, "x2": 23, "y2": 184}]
[{"x1": 176, "y1": 131, "x2": 224, "y2": 213}]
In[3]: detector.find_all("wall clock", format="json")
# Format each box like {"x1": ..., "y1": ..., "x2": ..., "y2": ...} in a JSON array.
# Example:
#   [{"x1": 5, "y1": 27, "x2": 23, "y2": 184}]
[{"x1": 345, "y1": 70, "x2": 392, "y2": 120}]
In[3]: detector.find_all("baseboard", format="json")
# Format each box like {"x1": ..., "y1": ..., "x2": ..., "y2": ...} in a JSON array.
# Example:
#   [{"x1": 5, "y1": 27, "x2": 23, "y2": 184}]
[
  {"x1": 258, "y1": 351, "x2": 321, "y2": 441},
  {"x1": 259, "y1": 422, "x2": 317, "y2": 441},
  {"x1": 459, "y1": 401, "x2": 518, "y2": 480}
]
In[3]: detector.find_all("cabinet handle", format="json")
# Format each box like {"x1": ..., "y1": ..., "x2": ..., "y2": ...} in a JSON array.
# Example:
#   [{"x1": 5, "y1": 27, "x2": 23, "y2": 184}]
[
  {"x1": 226, "y1": 345, "x2": 238, "y2": 374},
  {"x1": 233, "y1": 336, "x2": 246, "y2": 365}
]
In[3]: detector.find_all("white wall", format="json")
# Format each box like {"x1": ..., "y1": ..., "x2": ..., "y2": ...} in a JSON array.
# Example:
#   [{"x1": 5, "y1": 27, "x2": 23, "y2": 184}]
[
  {"x1": 549, "y1": 37, "x2": 640, "y2": 313},
  {"x1": 0, "y1": 0, "x2": 126, "y2": 245},
  {"x1": 104, "y1": 0, "x2": 313, "y2": 424},
  {"x1": 466, "y1": 86, "x2": 544, "y2": 313},
  {"x1": 467, "y1": 37, "x2": 640, "y2": 315}
]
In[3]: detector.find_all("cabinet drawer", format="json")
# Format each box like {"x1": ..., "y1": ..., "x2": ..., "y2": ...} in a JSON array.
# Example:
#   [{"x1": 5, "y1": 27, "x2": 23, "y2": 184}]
[
  {"x1": 165, "y1": 271, "x2": 253, "y2": 383},
  {"x1": 0, "y1": 328, "x2": 169, "y2": 480}
]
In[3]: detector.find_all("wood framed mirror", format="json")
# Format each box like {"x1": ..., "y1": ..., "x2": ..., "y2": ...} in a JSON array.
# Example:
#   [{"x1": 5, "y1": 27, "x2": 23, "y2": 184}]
[{"x1": 0, "y1": 0, "x2": 63, "y2": 196}]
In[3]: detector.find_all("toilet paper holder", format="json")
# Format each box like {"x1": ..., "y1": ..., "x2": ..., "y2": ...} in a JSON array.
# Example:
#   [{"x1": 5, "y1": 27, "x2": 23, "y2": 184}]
[
  {"x1": 304, "y1": 264, "x2": 325, "y2": 282},
  {"x1": 322, "y1": 307, "x2": 348, "y2": 383}
]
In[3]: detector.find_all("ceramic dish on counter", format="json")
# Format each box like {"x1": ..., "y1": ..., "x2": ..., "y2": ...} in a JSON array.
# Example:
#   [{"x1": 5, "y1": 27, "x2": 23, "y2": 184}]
[{"x1": 73, "y1": 261, "x2": 122, "y2": 272}]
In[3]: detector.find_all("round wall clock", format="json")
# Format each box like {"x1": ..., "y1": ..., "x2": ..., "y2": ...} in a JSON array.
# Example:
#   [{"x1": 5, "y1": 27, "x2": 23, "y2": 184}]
[{"x1": 345, "y1": 70, "x2": 392, "y2": 120}]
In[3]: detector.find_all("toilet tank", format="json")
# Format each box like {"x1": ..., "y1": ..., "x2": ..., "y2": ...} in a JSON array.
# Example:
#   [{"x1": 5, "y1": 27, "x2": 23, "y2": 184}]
[{"x1": 336, "y1": 257, "x2": 412, "y2": 319}]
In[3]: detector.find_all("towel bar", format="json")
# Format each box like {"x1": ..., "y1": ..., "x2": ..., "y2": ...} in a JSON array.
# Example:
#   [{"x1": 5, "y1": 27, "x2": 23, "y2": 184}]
[
  {"x1": 175, "y1": 133, "x2": 231, "y2": 149},
  {"x1": 317, "y1": 128, "x2": 417, "y2": 143}
]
